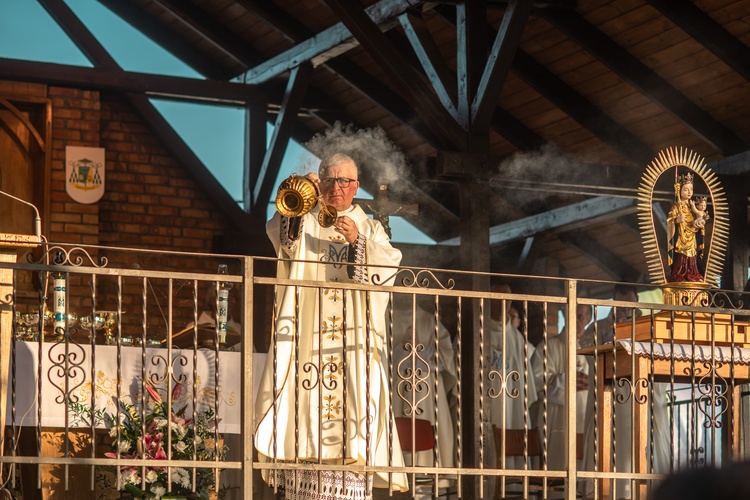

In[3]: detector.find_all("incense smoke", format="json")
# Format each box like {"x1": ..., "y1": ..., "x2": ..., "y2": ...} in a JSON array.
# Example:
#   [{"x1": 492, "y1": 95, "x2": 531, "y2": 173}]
[{"x1": 304, "y1": 122, "x2": 410, "y2": 183}]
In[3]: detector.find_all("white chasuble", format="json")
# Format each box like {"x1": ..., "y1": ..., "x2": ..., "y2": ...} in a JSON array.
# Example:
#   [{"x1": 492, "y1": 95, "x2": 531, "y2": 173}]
[{"x1": 256, "y1": 205, "x2": 408, "y2": 493}]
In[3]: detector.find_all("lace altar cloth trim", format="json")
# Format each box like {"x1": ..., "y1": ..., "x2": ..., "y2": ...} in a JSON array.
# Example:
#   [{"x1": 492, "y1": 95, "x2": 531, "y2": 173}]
[
  {"x1": 283, "y1": 469, "x2": 373, "y2": 500},
  {"x1": 619, "y1": 339, "x2": 750, "y2": 365}
]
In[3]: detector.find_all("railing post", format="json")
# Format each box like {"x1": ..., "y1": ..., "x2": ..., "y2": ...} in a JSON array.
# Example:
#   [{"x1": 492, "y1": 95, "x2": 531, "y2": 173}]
[
  {"x1": 243, "y1": 256, "x2": 254, "y2": 498},
  {"x1": 566, "y1": 280, "x2": 578, "y2": 500}
]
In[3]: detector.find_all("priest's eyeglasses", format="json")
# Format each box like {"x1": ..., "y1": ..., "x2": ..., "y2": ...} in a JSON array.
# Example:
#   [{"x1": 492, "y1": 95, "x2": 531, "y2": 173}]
[{"x1": 320, "y1": 177, "x2": 357, "y2": 188}]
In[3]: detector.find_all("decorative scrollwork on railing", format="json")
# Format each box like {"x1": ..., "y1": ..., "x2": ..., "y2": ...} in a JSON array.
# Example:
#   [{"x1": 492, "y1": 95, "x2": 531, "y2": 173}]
[
  {"x1": 681, "y1": 291, "x2": 710, "y2": 307},
  {"x1": 169, "y1": 354, "x2": 188, "y2": 386},
  {"x1": 302, "y1": 362, "x2": 320, "y2": 390},
  {"x1": 28, "y1": 245, "x2": 108, "y2": 268},
  {"x1": 396, "y1": 342, "x2": 431, "y2": 416},
  {"x1": 387, "y1": 268, "x2": 455, "y2": 290},
  {"x1": 697, "y1": 361, "x2": 728, "y2": 429},
  {"x1": 147, "y1": 353, "x2": 189, "y2": 387},
  {"x1": 708, "y1": 291, "x2": 743, "y2": 310},
  {"x1": 487, "y1": 369, "x2": 520, "y2": 399},
  {"x1": 633, "y1": 377, "x2": 651, "y2": 405},
  {"x1": 689, "y1": 446, "x2": 705, "y2": 466},
  {"x1": 47, "y1": 333, "x2": 87, "y2": 404},
  {"x1": 615, "y1": 377, "x2": 633, "y2": 404},
  {"x1": 321, "y1": 360, "x2": 340, "y2": 391}
]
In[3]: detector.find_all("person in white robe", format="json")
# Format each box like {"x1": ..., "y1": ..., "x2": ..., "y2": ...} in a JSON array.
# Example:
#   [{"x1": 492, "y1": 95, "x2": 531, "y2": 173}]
[
  {"x1": 530, "y1": 304, "x2": 592, "y2": 472},
  {"x1": 389, "y1": 295, "x2": 457, "y2": 473},
  {"x1": 254, "y1": 153, "x2": 408, "y2": 499},
  {"x1": 488, "y1": 294, "x2": 538, "y2": 471}
]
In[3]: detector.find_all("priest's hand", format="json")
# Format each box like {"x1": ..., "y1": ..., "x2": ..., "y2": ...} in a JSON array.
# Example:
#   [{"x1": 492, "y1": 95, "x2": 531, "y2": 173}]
[{"x1": 334, "y1": 216, "x2": 359, "y2": 244}]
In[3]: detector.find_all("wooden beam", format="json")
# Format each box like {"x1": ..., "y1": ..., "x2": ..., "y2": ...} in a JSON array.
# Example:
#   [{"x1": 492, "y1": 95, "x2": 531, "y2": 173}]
[
  {"x1": 241, "y1": 0, "x2": 422, "y2": 84},
  {"x1": 517, "y1": 235, "x2": 545, "y2": 273},
  {"x1": 128, "y1": 93, "x2": 253, "y2": 230},
  {"x1": 434, "y1": 8, "x2": 548, "y2": 150},
  {"x1": 98, "y1": 0, "x2": 234, "y2": 79},
  {"x1": 241, "y1": 0, "x2": 444, "y2": 147},
  {"x1": 0, "y1": 58, "x2": 268, "y2": 106},
  {"x1": 39, "y1": 0, "x2": 118, "y2": 69},
  {"x1": 324, "y1": 57, "x2": 443, "y2": 147},
  {"x1": 558, "y1": 229, "x2": 642, "y2": 282},
  {"x1": 512, "y1": 50, "x2": 654, "y2": 166},
  {"x1": 149, "y1": 0, "x2": 257, "y2": 69},
  {"x1": 42, "y1": 0, "x2": 251, "y2": 230},
  {"x1": 647, "y1": 0, "x2": 750, "y2": 83},
  {"x1": 235, "y1": 0, "x2": 310, "y2": 43},
  {"x1": 238, "y1": 0, "x2": 463, "y2": 235},
  {"x1": 719, "y1": 178, "x2": 750, "y2": 292},
  {"x1": 541, "y1": 10, "x2": 747, "y2": 155},
  {"x1": 398, "y1": 13, "x2": 458, "y2": 119},
  {"x1": 709, "y1": 150, "x2": 750, "y2": 176},
  {"x1": 252, "y1": 63, "x2": 312, "y2": 211},
  {"x1": 456, "y1": 0, "x2": 487, "y2": 132},
  {"x1": 323, "y1": 0, "x2": 466, "y2": 150},
  {"x1": 244, "y1": 105, "x2": 267, "y2": 212},
  {"x1": 440, "y1": 196, "x2": 636, "y2": 246},
  {"x1": 471, "y1": 0, "x2": 534, "y2": 134}
]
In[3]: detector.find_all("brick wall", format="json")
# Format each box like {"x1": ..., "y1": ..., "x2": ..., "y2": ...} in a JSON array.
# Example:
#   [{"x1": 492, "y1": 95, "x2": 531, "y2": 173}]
[
  {"x1": 48, "y1": 86, "x2": 102, "y2": 246},
  {"x1": 3, "y1": 81, "x2": 241, "y2": 341}
]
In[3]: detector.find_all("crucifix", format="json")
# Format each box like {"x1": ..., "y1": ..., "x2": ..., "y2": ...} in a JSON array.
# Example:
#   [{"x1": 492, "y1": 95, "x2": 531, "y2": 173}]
[{"x1": 354, "y1": 182, "x2": 418, "y2": 239}]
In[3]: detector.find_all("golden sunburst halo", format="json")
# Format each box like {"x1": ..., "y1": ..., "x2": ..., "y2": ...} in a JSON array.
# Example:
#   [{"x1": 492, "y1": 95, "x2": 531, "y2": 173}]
[{"x1": 636, "y1": 147, "x2": 729, "y2": 286}]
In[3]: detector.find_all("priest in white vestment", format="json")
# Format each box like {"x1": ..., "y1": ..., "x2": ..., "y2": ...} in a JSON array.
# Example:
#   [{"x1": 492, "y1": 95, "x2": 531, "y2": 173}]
[
  {"x1": 530, "y1": 304, "x2": 592, "y2": 472},
  {"x1": 389, "y1": 295, "x2": 457, "y2": 471},
  {"x1": 254, "y1": 153, "x2": 408, "y2": 499},
  {"x1": 488, "y1": 292, "x2": 538, "y2": 471}
]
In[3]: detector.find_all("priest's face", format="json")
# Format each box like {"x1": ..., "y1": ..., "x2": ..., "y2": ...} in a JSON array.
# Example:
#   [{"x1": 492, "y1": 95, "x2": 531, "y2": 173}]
[{"x1": 319, "y1": 159, "x2": 360, "y2": 212}]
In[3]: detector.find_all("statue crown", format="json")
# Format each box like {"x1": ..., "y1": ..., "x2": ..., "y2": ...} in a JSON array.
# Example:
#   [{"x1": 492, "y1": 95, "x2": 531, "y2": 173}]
[{"x1": 678, "y1": 172, "x2": 694, "y2": 186}]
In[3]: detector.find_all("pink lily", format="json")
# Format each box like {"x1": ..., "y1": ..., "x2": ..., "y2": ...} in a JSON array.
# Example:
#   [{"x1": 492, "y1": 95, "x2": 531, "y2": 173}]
[
  {"x1": 145, "y1": 381, "x2": 162, "y2": 404},
  {"x1": 171, "y1": 382, "x2": 183, "y2": 401}
]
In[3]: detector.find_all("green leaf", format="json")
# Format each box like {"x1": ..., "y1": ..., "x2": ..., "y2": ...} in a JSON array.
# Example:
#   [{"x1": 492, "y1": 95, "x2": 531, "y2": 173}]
[{"x1": 124, "y1": 483, "x2": 149, "y2": 498}]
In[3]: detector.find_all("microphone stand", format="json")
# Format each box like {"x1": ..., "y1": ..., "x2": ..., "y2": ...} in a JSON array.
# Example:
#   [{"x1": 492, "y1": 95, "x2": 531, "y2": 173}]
[{"x1": 0, "y1": 190, "x2": 42, "y2": 239}]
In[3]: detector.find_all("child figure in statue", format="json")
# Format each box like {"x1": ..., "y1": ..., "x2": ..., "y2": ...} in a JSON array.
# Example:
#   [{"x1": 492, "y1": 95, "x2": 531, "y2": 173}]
[
  {"x1": 666, "y1": 172, "x2": 706, "y2": 283},
  {"x1": 689, "y1": 195, "x2": 709, "y2": 230}
]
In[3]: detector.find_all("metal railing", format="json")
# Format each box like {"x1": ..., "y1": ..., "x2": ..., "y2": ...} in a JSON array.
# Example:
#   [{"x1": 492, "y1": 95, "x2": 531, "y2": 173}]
[{"x1": 1, "y1": 241, "x2": 749, "y2": 500}]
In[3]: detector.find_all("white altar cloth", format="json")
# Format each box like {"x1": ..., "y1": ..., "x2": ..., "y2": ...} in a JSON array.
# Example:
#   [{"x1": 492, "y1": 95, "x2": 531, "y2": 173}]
[
  {"x1": 4, "y1": 342, "x2": 252, "y2": 434},
  {"x1": 619, "y1": 339, "x2": 750, "y2": 365}
]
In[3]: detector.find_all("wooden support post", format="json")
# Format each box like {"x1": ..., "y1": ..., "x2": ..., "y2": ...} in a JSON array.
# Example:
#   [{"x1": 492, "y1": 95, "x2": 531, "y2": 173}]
[{"x1": 0, "y1": 233, "x2": 40, "y2": 496}]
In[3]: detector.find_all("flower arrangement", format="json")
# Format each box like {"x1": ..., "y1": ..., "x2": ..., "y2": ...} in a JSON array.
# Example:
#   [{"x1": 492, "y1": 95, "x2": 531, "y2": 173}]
[{"x1": 71, "y1": 380, "x2": 228, "y2": 499}]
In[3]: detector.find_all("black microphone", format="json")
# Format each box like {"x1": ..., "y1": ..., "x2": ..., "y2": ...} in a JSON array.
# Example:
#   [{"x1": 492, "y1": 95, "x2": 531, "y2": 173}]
[{"x1": 0, "y1": 189, "x2": 42, "y2": 239}]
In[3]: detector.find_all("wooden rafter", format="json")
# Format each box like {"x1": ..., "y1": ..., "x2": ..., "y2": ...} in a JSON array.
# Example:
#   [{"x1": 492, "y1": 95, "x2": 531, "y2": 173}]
[
  {"x1": 98, "y1": 0, "x2": 234, "y2": 79},
  {"x1": 647, "y1": 0, "x2": 750, "y2": 83},
  {"x1": 252, "y1": 63, "x2": 312, "y2": 212},
  {"x1": 398, "y1": 12, "x2": 458, "y2": 120},
  {"x1": 40, "y1": 0, "x2": 250, "y2": 230},
  {"x1": 432, "y1": 8, "x2": 548, "y2": 150},
  {"x1": 558, "y1": 229, "x2": 642, "y2": 282},
  {"x1": 149, "y1": 0, "x2": 255, "y2": 69},
  {"x1": 323, "y1": 0, "x2": 467, "y2": 150},
  {"x1": 456, "y1": 1, "x2": 487, "y2": 132},
  {"x1": 440, "y1": 196, "x2": 636, "y2": 246},
  {"x1": 0, "y1": 58, "x2": 268, "y2": 106},
  {"x1": 244, "y1": 105, "x2": 267, "y2": 212},
  {"x1": 470, "y1": 0, "x2": 534, "y2": 134},
  {"x1": 511, "y1": 50, "x2": 654, "y2": 166},
  {"x1": 542, "y1": 10, "x2": 747, "y2": 155},
  {"x1": 235, "y1": 2, "x2": 461, "y2": 234},
  {"x1": 240, "y1": 0, "x2": 421, "y2": 84}
]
